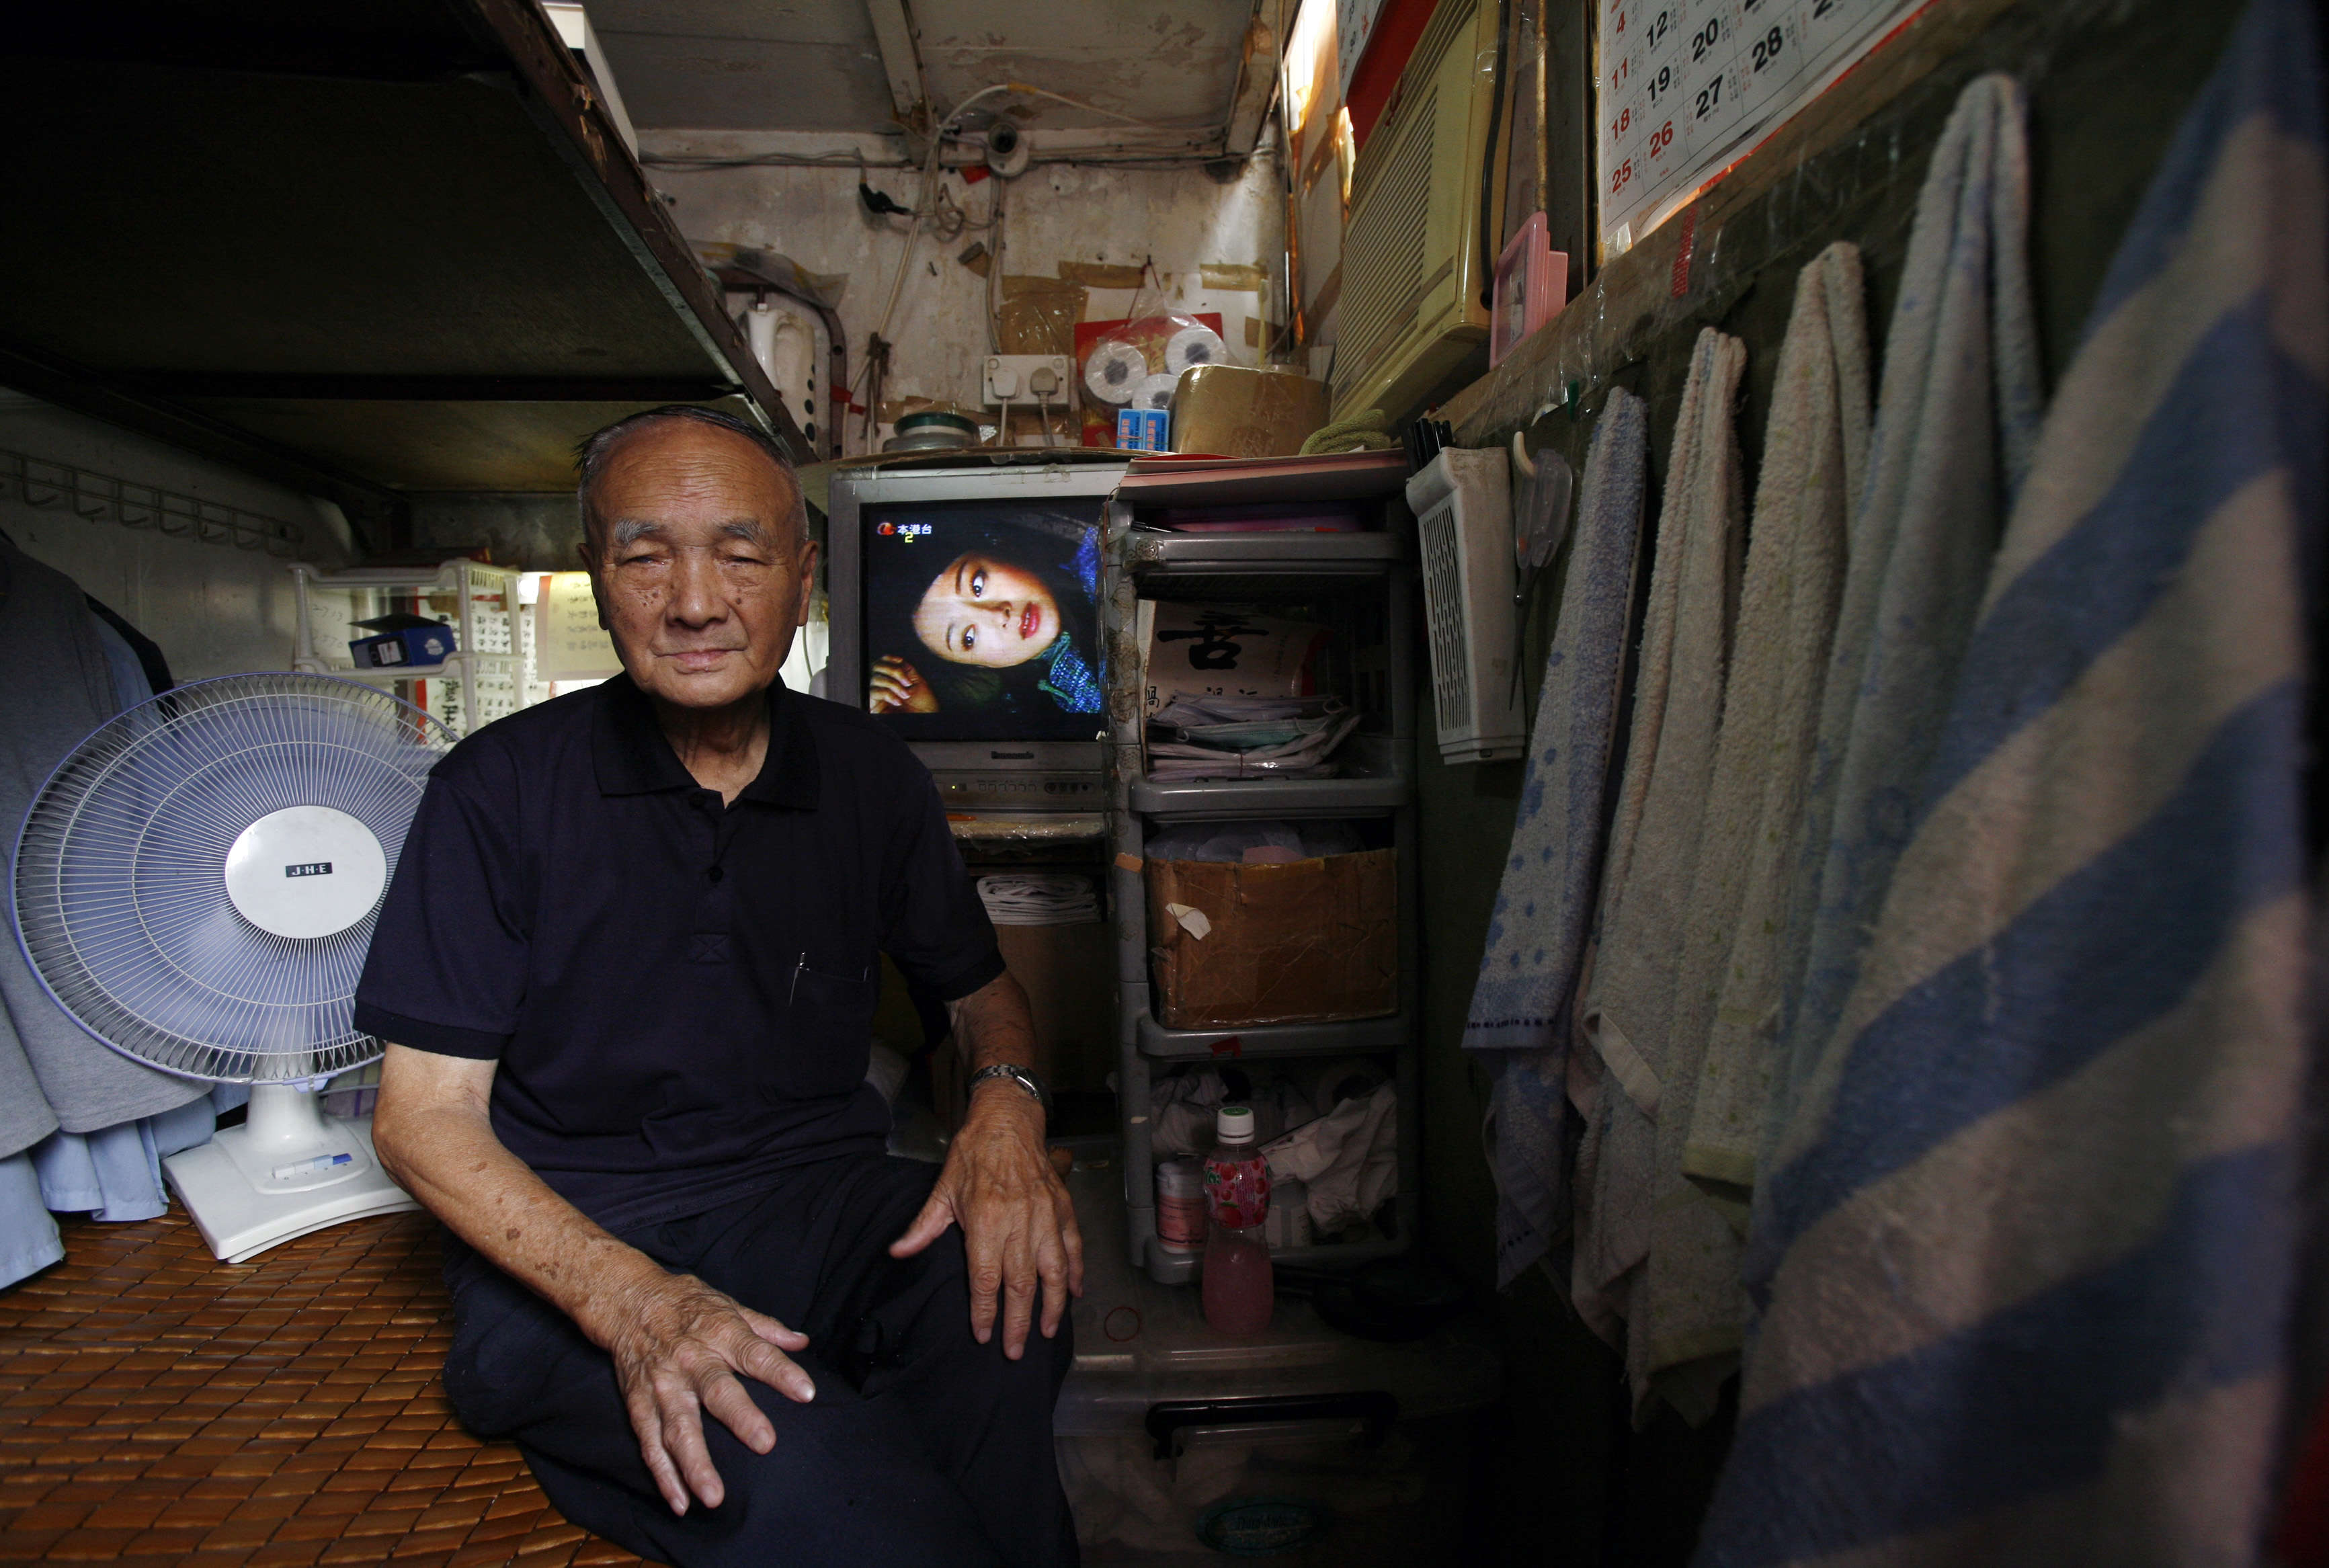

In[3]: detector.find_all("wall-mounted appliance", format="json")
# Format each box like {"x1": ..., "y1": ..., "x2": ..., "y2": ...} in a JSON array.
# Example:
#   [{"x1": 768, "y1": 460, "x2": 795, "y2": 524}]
[{"x1": 1332, "y1": 0, "x2": 1503, "y2": 423}]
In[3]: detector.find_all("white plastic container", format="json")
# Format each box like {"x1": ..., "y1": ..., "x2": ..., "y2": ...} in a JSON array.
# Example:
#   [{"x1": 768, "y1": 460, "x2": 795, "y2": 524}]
[{"x1": 1155, "y1": 1157, "x2": 1205, "y2": 1253}]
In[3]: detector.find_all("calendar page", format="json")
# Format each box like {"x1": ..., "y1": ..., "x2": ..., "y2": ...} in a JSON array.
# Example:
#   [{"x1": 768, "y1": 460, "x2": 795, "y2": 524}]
[{"x1": 1598, "y1": 0, "x2": 1926, "y2": 253}]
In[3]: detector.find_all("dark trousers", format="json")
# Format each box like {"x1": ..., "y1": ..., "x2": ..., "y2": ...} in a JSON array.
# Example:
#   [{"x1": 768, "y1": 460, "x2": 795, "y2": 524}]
[{"x1": 440, "y1": 1153, "x2": 1078, "y2": 1567}]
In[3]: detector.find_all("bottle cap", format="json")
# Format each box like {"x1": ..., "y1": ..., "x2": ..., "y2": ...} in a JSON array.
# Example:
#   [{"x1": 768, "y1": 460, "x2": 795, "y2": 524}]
[{"x1": 1215, "y1": 1104, "x2": 1256, "y2": 1145}]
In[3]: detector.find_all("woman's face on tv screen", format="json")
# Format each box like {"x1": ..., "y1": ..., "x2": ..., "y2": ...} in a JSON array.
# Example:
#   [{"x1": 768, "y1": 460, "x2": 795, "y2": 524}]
[{"x1": 912, "y1": 551, "x2": 1061, "y2": 668}]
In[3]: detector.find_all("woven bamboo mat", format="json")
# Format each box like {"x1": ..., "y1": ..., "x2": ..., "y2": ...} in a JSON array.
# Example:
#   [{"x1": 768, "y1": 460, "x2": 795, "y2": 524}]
[{"x1": 0, "y1": 1206, "x2": 647, "y2": 1567}]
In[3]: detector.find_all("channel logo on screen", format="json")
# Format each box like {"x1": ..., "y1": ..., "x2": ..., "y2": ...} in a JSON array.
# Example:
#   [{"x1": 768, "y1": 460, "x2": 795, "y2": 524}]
[{"x1": 875, "y1": 522, "x2": 934, "y2": 540}]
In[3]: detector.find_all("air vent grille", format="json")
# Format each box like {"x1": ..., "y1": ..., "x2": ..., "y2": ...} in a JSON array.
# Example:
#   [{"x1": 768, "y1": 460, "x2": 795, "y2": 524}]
[
  {"x1": 1336, "y1": 86, "x2": 1435, "y2": 397},
  {"x1": 1417, "y1": 497, "x2": 1471, "y2": 720}
]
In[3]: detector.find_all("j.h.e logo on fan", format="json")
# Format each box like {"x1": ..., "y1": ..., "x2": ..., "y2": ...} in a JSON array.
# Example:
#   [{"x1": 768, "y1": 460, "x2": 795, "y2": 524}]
[{"x1": 284, "y1": 862, "x2": 333, "y2": 878}]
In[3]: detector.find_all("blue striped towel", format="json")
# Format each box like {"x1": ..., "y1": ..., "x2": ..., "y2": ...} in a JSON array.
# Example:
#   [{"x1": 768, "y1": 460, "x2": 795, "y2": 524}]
[
  {"x1": 1465, "y1": 389, "x2": 1649, "y2": 1286},
  {"x1": 1700, "y1": 1, "x2": 2325, "y2": 1562}
]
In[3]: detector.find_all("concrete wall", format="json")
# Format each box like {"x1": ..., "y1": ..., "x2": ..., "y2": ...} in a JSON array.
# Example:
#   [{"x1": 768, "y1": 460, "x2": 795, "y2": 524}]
[
  {"x1": 639, "y1": 131, "x2": 1287, "y2": 450},
  {"x1": 0, "y1": 392, "x2": 357, "y2": 683}
]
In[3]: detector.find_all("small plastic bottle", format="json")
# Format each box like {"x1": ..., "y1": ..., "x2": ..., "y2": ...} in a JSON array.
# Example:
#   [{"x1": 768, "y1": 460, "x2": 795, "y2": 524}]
[
  {"x1": 1155, "y1": 1157, "x2": 1206, "y2": 1253},
  {"x1": 1200, "y1": 1105, "x2": 1274, "y2": 1335}
]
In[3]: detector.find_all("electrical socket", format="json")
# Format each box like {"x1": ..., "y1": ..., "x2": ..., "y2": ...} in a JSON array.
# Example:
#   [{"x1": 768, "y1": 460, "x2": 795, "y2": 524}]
[{"x1": 983, "y1": 354, "x2": 1072, "y2": 405}]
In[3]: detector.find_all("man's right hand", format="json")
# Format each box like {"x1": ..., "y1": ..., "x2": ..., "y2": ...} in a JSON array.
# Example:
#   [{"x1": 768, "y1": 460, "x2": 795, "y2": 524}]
[
  {"x1": 373, "y1": 1045, "x2": 817, "y2": 1521},
  {"x1": 596, "y1": 1269, "x2": 817, "y2": 1516}
]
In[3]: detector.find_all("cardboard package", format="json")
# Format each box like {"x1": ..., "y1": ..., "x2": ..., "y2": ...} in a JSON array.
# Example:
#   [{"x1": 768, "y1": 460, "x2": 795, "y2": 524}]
[
  {"x1": 1168, "y1": 363, "x2": 1330, "y2": 457},
  {"x1": 1145, "y1": 850, "x2": 1397, "y2": 1029},
  {"x1": 995, "y1": 921, "x2": 1116, "y2": 1091}
]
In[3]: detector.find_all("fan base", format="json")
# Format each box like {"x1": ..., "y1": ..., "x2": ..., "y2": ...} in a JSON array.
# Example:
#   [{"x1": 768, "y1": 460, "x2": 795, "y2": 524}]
[{"x1": 164, "y1": 1114, "x2": 420, "y2": 1264}]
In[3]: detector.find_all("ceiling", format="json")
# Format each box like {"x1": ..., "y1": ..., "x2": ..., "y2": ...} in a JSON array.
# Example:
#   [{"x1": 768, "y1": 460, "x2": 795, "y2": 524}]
[{"x1": 588, "y1": 0, "x2": 1262, "y2": 145}]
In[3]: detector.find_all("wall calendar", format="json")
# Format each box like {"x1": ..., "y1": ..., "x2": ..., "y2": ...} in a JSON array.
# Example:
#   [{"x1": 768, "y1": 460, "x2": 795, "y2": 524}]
[{"x1": 1597, "y1": 0, "x2": 1926, "y2": 253}]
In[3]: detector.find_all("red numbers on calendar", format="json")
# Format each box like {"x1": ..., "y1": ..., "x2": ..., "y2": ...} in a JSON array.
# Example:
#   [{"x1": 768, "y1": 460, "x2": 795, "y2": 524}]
[
  {"x1": 1649, "y1": 120, "x2": 1675, "y2": 156},
  {"x1": 1610, "y1": 159, "x2": 1636, "y2": 195}
]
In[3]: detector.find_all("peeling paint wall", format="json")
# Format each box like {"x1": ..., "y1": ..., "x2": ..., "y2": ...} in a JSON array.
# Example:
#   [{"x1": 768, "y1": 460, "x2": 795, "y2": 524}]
[{"x1": 643, "y1": 132, "x2": 1287, "y2": 451}]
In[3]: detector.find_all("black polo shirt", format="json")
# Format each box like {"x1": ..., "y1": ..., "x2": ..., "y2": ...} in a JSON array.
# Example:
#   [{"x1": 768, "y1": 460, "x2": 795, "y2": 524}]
[{"x1": 352, "y1": 676, "x2": 1003, "y2": 1233}]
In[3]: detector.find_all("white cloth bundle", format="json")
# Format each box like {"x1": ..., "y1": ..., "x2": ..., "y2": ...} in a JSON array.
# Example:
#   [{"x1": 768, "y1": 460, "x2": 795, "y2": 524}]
[
  {"x1": 1146, "y1": 696, "x2": 1360, "y2": 782},
  {"x1": 975, "y1": 873, "x2": 1100, "y2": 926}
]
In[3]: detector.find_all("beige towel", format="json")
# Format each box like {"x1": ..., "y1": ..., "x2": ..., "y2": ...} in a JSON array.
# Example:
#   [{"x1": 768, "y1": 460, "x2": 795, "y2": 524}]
[
  {"x1": 1630, "y1": 245, "x2": 1871, "y2": 1426},
  {"x1": 1569, "y1": 327, "x2": 1747, "y2": 1357}
]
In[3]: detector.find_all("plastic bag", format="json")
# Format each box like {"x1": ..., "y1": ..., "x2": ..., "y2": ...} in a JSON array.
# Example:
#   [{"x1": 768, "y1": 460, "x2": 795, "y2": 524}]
[
  {"x1": 1143, "y1": 820, "x2": 1362, "y2": 864},
  {"x1": 1074, "y1": 311, "x2": 1232, "y2": 446}
]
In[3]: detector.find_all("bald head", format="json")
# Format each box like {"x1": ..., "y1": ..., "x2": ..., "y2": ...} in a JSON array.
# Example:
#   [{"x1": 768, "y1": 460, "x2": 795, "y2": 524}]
[{"x1": 575, "y1": 405, "x2": 807, "y2": 552}]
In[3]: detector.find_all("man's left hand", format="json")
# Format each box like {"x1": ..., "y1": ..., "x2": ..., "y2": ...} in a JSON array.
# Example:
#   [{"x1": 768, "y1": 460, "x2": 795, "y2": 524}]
[{"x1": 891, "y1": 1082, "x2": 1083, "y2": 1358}]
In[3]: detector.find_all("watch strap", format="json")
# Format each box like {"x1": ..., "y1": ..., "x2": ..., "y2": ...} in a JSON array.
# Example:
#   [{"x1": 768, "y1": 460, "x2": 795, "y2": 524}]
[{"x1": 967, "y1": 1061, "x2": 1051, "y2": 1116}]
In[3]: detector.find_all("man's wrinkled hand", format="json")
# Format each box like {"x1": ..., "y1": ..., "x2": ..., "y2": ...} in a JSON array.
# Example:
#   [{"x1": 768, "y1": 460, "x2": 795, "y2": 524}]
[
  {"x1": 889, "y1": 1083, "x2": 1084, "y2": 1358},
  {"x1": 596, "y1": 1269, "x2": 815, "y2": 1516}
]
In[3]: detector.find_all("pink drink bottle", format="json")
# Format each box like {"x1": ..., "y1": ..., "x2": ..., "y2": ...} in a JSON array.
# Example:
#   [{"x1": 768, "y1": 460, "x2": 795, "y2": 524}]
[{"x1": 1200, "y1": 1105, "x2": 1274, "y2": 1335}]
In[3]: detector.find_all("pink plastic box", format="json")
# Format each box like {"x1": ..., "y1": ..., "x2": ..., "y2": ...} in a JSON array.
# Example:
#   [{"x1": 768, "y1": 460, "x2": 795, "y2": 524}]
[{"x1": 1491, "y1": 212, "x2": 1569, "y2": 368}]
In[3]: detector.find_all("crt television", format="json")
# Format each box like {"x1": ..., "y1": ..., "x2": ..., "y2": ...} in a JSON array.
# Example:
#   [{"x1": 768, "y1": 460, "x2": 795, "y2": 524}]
[{"x1": 825, "y1": 454, "x2": 1131, "y2": 811}]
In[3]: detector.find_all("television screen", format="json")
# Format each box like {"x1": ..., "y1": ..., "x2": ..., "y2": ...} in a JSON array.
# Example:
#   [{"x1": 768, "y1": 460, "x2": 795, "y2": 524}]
[{"x1": 860, "y1": 499, "x2": 1106, "y2": 742}]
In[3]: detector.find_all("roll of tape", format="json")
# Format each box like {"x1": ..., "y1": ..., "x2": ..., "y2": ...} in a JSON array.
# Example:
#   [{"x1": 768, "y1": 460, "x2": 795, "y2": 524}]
[
  {"x1": 1133, "y1": 373, "x2": 1179, "y2": 411},
  {"x1": 1081, "y1": 339, "x2": 1147, "y2": 405},
  {"x1": 1163, "y1": 324, "x2": 1227, "y2": 378}
]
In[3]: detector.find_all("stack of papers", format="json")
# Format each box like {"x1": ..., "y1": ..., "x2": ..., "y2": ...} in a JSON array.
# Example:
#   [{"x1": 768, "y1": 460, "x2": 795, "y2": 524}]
[
  {"x1": 1146, "y1": 695, "x2": 1361, "y2": 782},
  {"x1": 976, "y1": 873, "x2": 1101, "y2": 926}
]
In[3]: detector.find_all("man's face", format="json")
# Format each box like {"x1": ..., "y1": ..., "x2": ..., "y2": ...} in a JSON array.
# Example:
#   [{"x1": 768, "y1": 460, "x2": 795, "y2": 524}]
[{"x1": 580, "y1": 420, "x2": 816, "y2": 713}]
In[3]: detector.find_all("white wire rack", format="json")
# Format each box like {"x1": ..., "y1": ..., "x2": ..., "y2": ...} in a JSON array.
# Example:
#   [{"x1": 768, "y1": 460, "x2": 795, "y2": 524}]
[
  {"x1": 0, "y1": 446, "x2": 307, "y2": 556},
  {"x1": 290, "y1": 559, "x2": 532, "y2": 737}
]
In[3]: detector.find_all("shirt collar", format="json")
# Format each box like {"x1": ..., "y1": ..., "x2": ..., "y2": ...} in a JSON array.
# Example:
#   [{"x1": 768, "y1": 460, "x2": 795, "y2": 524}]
[{"x1": 591, "y1": 675, "x2": 820, "y2": 809}]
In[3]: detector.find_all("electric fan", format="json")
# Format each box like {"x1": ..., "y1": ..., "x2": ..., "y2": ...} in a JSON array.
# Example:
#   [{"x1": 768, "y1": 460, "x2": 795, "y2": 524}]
[{"x1": 12, "y1": 673, "x2": 457, "y2": 1262}]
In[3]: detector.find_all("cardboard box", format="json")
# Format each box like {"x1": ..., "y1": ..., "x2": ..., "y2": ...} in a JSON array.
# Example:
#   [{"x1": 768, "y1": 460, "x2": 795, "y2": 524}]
[
  {"x1": 995, "y1": 921, "x2": 1115, "y2": 1092},
  {"x1": 1145, "y1": 850, "x2": 1397, "y2": 1028}
]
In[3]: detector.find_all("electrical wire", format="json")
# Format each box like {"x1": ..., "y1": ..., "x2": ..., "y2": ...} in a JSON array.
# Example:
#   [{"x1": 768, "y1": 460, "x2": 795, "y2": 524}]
[
  {"x1": 647, "y1": 149, "x2": 1232, "y2": 171},
  {"x1": 823, "y1": 77, "x2": 1247, "y2": 448},
  {"x1": 987, "y1": 169, "x2": 1008, "y2": 356},
  {"x1": 645, "y1": 81, "x2": 1208, "y2": 175},
  {"x1": 1001, "y1": 82, "x2": 1176, "y2": 131}
]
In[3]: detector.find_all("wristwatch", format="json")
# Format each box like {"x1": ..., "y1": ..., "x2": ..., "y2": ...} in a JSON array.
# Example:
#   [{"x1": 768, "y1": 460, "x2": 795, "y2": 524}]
[{"x1": 967, "y1": 1062, "x2": 1051, "y2": 1117}]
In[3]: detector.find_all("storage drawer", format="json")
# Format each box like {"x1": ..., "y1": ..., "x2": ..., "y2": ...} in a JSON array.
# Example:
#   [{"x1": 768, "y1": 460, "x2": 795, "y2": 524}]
[{"x1": 1060, "y1": 1405, "x2": 1485, "y2": 1564}]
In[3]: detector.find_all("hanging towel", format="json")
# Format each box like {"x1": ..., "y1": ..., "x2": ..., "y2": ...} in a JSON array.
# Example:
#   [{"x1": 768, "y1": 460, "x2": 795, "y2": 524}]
[
  {"x1": 1463, "y1": 388, "x2": 1650, "y2": 1286},
  {"x1": 1680, "y1": 243, "x2": 1871, "y2": 1195},
  {"x1": 1631, "y1": 244, "x2": 1871, "y2": 1426},
  {"x1": 1701, "y1": 0, "x2": 2324, "y2": 1561},
  {"x1": 1571, "y1": 328, "x2": 1748, "y2": 1355},
  {"x1": 0, "y1": 536, "x2": 206, "y2": 1147},
  {"x1": 1762, "y1": 73, "x2": 2044, "y2": 1169}
]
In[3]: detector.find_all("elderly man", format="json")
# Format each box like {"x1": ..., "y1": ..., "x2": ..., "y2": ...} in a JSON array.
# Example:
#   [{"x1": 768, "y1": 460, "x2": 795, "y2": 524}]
[{"x1": 359, "y1": 405, "x2": 1081, "y2": 1567}]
